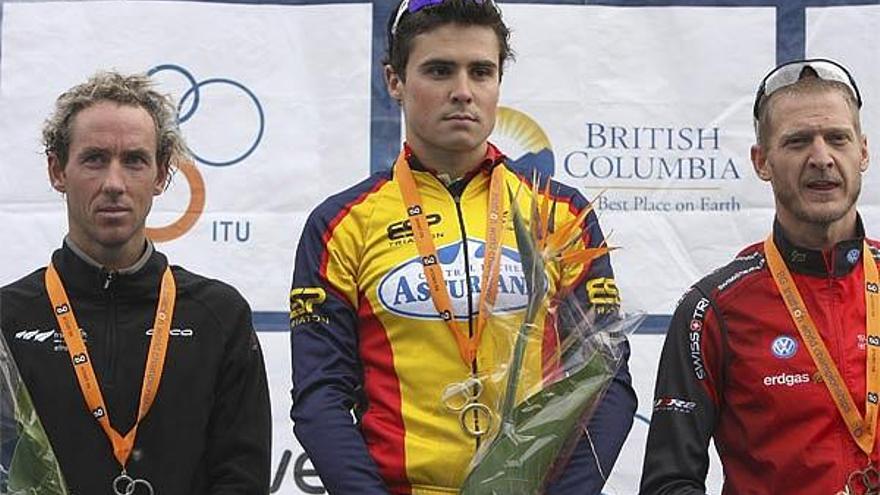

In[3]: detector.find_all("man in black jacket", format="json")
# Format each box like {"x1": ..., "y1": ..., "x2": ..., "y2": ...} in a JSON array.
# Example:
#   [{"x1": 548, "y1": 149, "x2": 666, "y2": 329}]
[{"x1": 0, "y1": 71, "x2": 271, "y2": 494}]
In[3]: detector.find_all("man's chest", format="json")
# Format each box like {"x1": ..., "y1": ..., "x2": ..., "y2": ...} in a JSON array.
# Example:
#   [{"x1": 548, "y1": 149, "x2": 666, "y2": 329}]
[{"x1": 719, "y1": 280, "x2": 868, "y2": 423}]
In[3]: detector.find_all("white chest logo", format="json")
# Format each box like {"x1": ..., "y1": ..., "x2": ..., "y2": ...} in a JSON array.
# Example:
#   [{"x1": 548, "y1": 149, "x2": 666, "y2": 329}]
[
  {"x1": 771, "y1": 335, "x2": 798, "y2": 359},
  {"x1": 377, "y1": 239, "x2": 528, "y2": 320}
]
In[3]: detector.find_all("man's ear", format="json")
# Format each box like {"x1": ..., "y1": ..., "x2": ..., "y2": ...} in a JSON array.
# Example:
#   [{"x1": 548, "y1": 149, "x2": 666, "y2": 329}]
[
  {"x1": 385, "y1": 65, "x2": 404, "y2": 102},
  {"x1": 48, "y1": 153, "x2": 67, "y2": 193},
  {"x1": 153, "y1": 162, "x2": 169, "y2": 195},
  {"x1": 751, "y1": 144, "x2": 772, "y2": 182},
  {"x1": 860, "y1": 135, "x2": 869, "y2": 173}
]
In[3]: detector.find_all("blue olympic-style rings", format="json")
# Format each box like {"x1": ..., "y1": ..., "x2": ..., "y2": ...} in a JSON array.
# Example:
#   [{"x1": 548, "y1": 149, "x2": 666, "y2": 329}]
[{"x1": 147, "y1": 64, "x2": 264, "y2": 167}]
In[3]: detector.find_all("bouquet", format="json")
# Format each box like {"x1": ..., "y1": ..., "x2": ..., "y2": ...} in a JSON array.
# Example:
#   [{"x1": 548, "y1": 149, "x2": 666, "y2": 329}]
[
  {"x1": 459, "y1": 179, "x2": 643, "y2": 494},
  {"x1": 0, "y1": 327, "x2": 68, "y2": 495}
]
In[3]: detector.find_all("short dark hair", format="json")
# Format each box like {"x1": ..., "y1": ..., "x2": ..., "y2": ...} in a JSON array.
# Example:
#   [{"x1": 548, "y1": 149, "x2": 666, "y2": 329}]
[{"x1": 384, "y1": 0, "x2": 513, "y2": 81}]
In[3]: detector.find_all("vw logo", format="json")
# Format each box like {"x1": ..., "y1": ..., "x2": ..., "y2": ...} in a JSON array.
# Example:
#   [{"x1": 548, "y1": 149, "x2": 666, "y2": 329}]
[
  {"x1": 771, "y1": 335, "x2": 798, "y2": 359},
  {"x1": 847, "y1": 248, "x2": 861, "y2": 265}
]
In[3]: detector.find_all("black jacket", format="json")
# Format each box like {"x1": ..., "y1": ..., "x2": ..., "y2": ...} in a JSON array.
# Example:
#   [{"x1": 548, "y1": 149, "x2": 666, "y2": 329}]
[{"x1": 0, "y1": 241, "x2": 271, "y2": 494}]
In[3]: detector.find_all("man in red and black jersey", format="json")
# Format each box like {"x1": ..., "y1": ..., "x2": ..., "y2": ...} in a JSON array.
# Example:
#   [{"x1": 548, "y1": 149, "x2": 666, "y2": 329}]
[{"x1": 641, "y1": 59, "x2": 878, "y2": 495}]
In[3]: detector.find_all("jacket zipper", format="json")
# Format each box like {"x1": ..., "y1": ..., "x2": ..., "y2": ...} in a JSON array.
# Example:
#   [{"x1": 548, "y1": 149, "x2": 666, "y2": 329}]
[
  {"x1": 452, "y1": 188, "x2": 481, "y2": 449},
  {"x1": 825, "y1": 248, "x2": 859, "y2": 467},
  {"x1": 102, "y1": 270, "x2": 117, "y2": 388}
]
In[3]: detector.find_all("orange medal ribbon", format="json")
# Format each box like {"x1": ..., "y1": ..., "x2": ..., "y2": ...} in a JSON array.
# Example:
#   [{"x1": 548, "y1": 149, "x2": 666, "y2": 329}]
[
  {"x1": 45, "y1": 262, "x2": 175, "y2": 468},
  {"x1": 764, "y1": 237, "x2": 880, "y2": 455},
  {"x1": 394, "y1": 151, "x2": 506, "y2": 367}
]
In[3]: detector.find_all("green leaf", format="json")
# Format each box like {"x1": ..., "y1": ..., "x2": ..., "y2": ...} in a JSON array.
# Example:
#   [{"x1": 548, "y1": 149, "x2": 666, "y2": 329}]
[
  {"x1": 7, "y1": 383, "x2": 68, "y2": 495},
  {"x1": 461, "y1": 352, "x2": 614, "y2": 495}
]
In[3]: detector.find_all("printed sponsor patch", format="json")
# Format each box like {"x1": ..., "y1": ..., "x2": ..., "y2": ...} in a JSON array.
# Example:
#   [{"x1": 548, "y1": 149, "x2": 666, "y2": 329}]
[
  {"x1": 586, "y1": 277, "x2": 620, "y2": 313},
  {"x1": 847, "y1": 248, "x2": 861, "y2": 265},
  {"x1": 290, "y1": 287, "x2": 329, "y2": 327},
  {"x1": 14, "y1": 328, "x2": 76, "y2": 352},
  {"x1": 716, "y1": 251, "x2": 764, "y2": 291},
  {"x1": 763, "y1": 372, "x2": 811, "y2": 387},
  {"x1": 146, "y1": 327, "x2": 194, "y2": 338},
  {"x1": 770, "y1": 335, "x2": 798, "y2": 359},
  {"x1": 688, "y1": 297, "x2": 710, "y2": 380},
  {"x1": 386, "y1": 213, "x2": 443, "y2": 244},
  {"x1": 14, "y1": 329, "x2": 55, "y2": 342},
  {"x1": 653, "y1": 397, "x2": 697, "y2": 414},
  {"x1": 377, "y1": 239, "x2": 527, "y2": 320}
]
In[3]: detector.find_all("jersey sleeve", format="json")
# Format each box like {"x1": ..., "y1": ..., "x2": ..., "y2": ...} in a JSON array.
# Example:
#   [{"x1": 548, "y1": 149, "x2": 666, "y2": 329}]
[
  {"x1": 639, "y1": 285, "x2": 723, "y2": 495},
  {"x1": 206, "y1": 295, "x2": 272, "y2": 494},
  {"x1": 547, "y1": 193, "x2": 637, "y2": 494},
  {"x1": 289, "y1": 204, "x2": 389, "y2": 494}
]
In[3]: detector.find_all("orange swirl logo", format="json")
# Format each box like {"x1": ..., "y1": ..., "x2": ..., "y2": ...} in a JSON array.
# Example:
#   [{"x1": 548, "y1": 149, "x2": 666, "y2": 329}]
[{"x1": 146, "y1": 159, "x2": 207, "y2": 242}]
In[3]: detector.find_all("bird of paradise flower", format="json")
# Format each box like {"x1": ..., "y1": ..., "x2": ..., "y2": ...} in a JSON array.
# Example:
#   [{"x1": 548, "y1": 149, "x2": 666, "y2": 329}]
[{"x1": 461, "y1": 177, "x2": 643, "y2": 495}]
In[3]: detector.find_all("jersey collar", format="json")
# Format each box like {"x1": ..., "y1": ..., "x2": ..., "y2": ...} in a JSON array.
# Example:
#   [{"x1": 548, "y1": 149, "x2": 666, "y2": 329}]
[
  {"x1": 55, "y1": 238, "x2": 168, "y2": 297},
  {"x1": 403, "y1": 142, "x2": 506, "y2": 186},
  {"x1": 772, "y1": 215, "x2": 868, "y2": 277}
]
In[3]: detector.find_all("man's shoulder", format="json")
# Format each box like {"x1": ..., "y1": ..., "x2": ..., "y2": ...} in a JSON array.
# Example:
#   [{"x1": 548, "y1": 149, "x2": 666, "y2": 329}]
[
  {"x1": 1, "y1": 267, "x2": 51, "y2": 337},
  {"x1": 170, "y1": 265, "x2": 250, "y2": 315},
  {"x1": 306, "y1": 170, "x2": 395, "y2": 225},
  {"x1": 1, "y1": 266, "x2": 48, "y2": 302},
  {"x1": 687, "y1": 241, "x2": 767, "y2": 305}
]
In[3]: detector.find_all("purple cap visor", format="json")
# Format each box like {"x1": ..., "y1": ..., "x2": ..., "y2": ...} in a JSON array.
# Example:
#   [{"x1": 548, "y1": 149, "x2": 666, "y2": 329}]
[{"x1": 390, "y1": 0, "x2": 493, "y2": 36}]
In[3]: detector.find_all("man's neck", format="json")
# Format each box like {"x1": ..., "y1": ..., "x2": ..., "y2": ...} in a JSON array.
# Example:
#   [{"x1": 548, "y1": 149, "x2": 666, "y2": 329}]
[
  {"x1": 409, "y1": 142, "x2": 488, "y2": 181},
  {"x1": 776, "y1": 210, "x2": 860, "y2": 251},
  {"x1": 65, "y1": 234, "x2": 148, "y2": 271}
]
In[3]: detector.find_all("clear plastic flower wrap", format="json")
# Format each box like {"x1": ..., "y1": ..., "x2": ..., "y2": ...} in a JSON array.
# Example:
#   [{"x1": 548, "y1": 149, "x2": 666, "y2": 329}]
[
  {"x1": 452, "y1": 179, "x2": 644, "y2": 494},
  {"x1": 0, "y1": 317, "x2": 68, "y2": 495}
]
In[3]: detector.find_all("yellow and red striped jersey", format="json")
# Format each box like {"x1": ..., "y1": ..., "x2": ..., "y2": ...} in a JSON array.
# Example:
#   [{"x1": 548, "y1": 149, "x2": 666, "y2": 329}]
[{"x1": 290, "y1": 145, "x2": 624, "y2": 494}]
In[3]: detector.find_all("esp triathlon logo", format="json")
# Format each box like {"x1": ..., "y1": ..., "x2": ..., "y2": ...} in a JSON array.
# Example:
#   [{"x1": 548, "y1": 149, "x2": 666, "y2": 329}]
[
  {"x1": 289, "y1": 287, "x2": 329, "y2": 327},
  {"x1": 290, "y1": 288, "x2": 326, "y2": 319},
  {"x1": 377, "y1": 239, "x2": 528, "y2": 320}
]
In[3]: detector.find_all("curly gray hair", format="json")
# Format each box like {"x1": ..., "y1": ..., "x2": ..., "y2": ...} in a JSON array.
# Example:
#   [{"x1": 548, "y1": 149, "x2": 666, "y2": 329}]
[{"x1": 42, "y1": 71, "x2": 189, "y2": 184}]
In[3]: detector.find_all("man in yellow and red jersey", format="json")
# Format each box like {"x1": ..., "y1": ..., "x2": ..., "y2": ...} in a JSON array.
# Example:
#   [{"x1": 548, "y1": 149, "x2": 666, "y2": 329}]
[{"x1": 289, "y1": 1, "x2": 636, "y2": 493}]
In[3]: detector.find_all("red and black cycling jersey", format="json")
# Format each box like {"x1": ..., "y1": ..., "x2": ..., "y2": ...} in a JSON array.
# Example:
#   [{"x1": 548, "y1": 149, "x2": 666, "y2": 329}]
[{"x1": 641, "y1": 218, "x2": 880, "y2": 495}]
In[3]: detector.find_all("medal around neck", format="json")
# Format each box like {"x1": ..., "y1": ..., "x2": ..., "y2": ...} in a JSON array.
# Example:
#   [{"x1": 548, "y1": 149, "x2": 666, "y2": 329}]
[
  {"x1": 414, "y1": 174, "x2": 643, "y2": 494},
  {"x1": 113, "y1": 471, "x2": 154, "y2": 495}
]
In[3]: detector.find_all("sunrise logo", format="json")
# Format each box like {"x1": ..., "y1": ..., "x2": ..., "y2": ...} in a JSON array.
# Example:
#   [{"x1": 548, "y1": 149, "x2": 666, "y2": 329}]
[{"x1": 491, "y1": 106, "x2": 554, "y2": 178}]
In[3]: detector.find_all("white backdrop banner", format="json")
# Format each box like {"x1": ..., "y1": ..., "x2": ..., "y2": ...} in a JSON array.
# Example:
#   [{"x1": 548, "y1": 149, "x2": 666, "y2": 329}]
[{"x1": 2, "y1": 1, "x2": 879, "y2": 493}]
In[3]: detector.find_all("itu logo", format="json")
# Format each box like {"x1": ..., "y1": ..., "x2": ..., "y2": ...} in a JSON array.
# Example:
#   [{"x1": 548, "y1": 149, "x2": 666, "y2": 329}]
[
  {"x1": 771, "y1": 335, "x2": 798, "y2": 359},
  {"x1": 145, "y1": 64, "x2": 264, "y2": 242},
  {"x1": 491, "y1": 106, "x2": 554, "y2": 178}
]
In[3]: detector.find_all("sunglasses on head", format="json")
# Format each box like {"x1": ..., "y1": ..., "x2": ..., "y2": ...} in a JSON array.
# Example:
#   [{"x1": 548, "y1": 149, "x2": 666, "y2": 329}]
[
  {"x1": 390, "y1": 0, "x2": 495, "y2": 36},
  {"x1": 753, "y1": 58, "x2": 862, "y2": 120}
]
